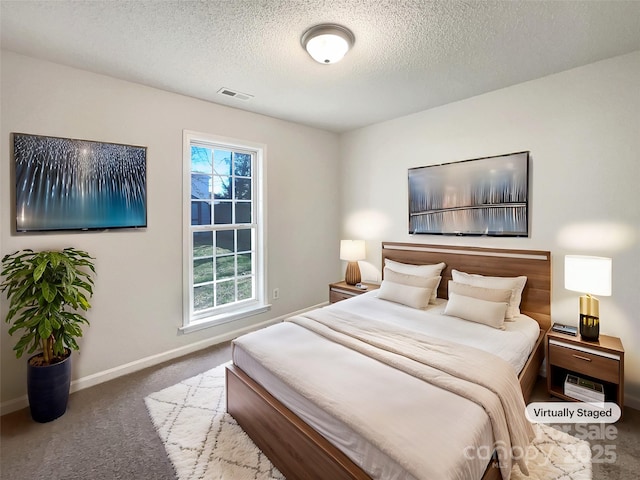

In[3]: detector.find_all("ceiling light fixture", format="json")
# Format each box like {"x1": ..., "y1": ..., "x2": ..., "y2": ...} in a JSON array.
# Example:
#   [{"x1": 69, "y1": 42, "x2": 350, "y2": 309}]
[{"x1": 301, "y1": 24, "x2": 355, "y2": 64}]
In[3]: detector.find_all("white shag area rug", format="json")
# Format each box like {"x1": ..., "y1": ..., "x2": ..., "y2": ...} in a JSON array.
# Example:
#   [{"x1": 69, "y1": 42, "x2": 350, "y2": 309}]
[{"x1": 145, "y1": 364, "x2": 591, "y2": 480}]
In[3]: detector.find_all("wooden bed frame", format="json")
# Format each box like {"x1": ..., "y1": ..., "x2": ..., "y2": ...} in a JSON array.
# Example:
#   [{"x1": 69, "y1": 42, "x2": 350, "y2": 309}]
[{"x1": 226, "y1": 243, "x2": 551, "y2": 480}]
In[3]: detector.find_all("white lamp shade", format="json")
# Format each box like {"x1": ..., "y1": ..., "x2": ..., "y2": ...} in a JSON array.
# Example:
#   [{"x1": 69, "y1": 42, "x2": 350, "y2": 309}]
[
  {"x1": 564, "y1": 255, "x2": 612, "y2": 296},
  {"x1": 340, "y1": 240, "x2": 365, "y2": 261}
]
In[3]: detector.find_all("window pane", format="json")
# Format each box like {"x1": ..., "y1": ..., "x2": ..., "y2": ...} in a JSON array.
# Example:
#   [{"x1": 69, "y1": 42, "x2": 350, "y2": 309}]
[
  {"x1": 216, "y1": 255, "x2": 234, "y2": 279},
  {"x1": 234, "y1": 153, "x2": 251, "y2": 176},
  {"x1": 213, "y1": 176, "x2": 231, "y2": 199},
  {"x1": 191, "y1": 201, "x2": 211, "y2": 225},
  {"x1": 193, "y1": 258, "x2": 213, "y2": 284},
  {"x1": 238, "y1": 253, "x2": 252, "y2": 276},
  {"x1": 193, "y1": 231, "x2": 213, "y2": 257},
  {"x1": 191, "y1": 174, "x2": 211, "y2": 200},
  {"x1": 238, "y1": 278, "x2": 252, "y2": 301},
  {"x1": 216, "y1": 230, "x2": 234, "y2": 253},
  {"x1": 186, "y1": 133, "x2": 261, "y2": 327},
  {"x1": 194, "y1": 284, "x2": 214, "y2": 311},
  {"x1": 236, "y1": 202, "x2": 251, "y2": 223},
  {"x1": 213, "y1": 150, "x2": 232, "y2": 176},
  {"x1": 213, "y1": 202, "x2": 232, "y2": 224},
  {"x1": 237, "y1": 228, "x2": 252, "y2": 252},
  {"x1": 235, "y1": 178, "x2": 251, "y2": 200},
  {"x1": 191, "y1": 147, "x2": 212, "y2": 174},
  {"x1": 216, "y1": 280, "x2": 235, "y2": 306}
]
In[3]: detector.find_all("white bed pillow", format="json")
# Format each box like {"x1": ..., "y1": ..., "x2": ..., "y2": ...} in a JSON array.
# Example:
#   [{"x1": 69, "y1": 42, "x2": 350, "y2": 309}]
[
  {"x1": 451, "y1": 269, "x2": 527, "y2": 319},
  {"x1": 384, "y1": 259, "x2": 445, "y2": 303},
  {"x1": 383, "y1": 268, "x2": 442, "y2": 304},
  {"x1": 447, "y1": 281, "x2": 514, "y2": 320},
  {"x1": 377, "y1": 276, "x2": 440, "y2": 310},
  {"x1": 443, "y1": 292, "x2": 508, "y2": 329},
  {"x1": 385, "y1": 259, "x2": 446, "y2": 277}
]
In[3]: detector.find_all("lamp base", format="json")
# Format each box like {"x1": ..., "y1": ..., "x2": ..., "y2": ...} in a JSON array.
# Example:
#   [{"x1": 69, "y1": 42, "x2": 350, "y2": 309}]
[
  {"x1": 345, "y1": 261, "x2": 361, "y2": 286},
  {"x1": 580, "y1": 314, "x2": 600, "y2": 341},
  {"x1": 579, "y1": 294, "x2": 600, "y2": 341}
]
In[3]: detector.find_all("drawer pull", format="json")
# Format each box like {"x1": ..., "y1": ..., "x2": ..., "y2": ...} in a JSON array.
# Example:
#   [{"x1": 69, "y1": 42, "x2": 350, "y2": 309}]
[{"x1": 573, "y1": 354, "x2": 592, "y2": 362}]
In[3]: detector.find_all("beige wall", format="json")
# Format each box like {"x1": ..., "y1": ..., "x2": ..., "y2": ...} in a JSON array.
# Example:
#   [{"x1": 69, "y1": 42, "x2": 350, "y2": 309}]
[
  {"x1": 339, "y1": 51, "x2": 640, "y2": 408},
  {"x1": 0, "y1": 51, "x2": 341, "y2": 409}
]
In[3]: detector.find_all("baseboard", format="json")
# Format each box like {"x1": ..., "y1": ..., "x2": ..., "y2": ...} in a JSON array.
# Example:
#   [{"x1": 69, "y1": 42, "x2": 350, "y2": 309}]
[
  {"x1": 0, "y1": 395, "x2": 29, "y2": 417},
  {"x1": 0, "y1": 302, "x2": 327, "y2": 416}
]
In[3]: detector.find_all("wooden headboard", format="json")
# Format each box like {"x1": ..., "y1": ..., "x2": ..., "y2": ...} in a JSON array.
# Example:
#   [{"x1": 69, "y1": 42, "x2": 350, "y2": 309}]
[{"x1": 382, "y1": 242, "x2": 551, "y2": 331}]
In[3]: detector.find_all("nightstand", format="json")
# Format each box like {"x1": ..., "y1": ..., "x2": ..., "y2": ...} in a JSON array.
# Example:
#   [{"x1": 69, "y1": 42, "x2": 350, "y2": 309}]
[
  {"x1": 546, "y1": 330, "x2": 624, "y2": 411},
  {"x1": 329, "y1": 281, "x2": 379, "y2": 304}
]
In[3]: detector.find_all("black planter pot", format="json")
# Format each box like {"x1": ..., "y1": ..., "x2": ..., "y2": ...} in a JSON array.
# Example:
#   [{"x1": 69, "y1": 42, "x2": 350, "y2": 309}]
[{"x1": 27, "y1": 352, "x2": 72, "y2": 423}]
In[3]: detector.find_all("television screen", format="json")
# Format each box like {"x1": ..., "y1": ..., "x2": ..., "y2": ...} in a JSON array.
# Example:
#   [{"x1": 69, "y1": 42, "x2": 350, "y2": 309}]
[
  {"x1": 408, "y1": 151, "x2": 529, "y2": 236},
  {"x1": 14, "y1": 133, "x2": 147, "y2": 232}
]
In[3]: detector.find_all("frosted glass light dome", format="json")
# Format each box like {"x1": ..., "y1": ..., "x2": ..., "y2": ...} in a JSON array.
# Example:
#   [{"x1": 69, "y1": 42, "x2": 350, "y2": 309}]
[{"x1": 301, "y1": 24, "x2": 355, "y2": 64}]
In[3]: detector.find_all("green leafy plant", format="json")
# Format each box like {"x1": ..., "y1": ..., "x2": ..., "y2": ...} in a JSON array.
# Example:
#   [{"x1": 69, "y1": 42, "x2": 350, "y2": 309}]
[{"x1": 1, "y1": 248, "x2": 96, "y2": 366}]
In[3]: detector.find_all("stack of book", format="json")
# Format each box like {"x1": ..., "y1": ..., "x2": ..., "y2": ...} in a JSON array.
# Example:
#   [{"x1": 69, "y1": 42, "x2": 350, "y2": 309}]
[{"x1": 564, "y1": 374, "x2": 605, "y2": 402}]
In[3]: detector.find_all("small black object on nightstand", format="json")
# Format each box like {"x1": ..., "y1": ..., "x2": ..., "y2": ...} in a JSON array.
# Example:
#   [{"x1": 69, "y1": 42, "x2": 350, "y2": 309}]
[{"x1": 551, "y1": 323, "x2": 578, "y2": 336}]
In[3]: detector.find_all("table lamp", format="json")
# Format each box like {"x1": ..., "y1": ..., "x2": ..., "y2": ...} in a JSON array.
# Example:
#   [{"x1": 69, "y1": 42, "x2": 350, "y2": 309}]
[
  {"x1": 340, "y1": 240, "x2": 365, "y2": 285},
  {"x1": 564, "y1": 255, "x2": 612, "y2": 341}
]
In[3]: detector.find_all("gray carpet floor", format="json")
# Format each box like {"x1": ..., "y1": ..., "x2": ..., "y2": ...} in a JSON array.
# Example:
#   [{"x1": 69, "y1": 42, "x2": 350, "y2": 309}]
[
  {"x1": 1, "y1": 341, "x2": 639, "y2": 480},
  {"x1": 1, "y1": 342, "x2": 231, "y2": 480}
]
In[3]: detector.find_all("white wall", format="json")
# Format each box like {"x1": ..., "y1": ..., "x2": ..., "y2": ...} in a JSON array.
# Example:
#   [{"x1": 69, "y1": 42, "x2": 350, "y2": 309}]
[
  {"x1": 2, "y1": 49, "x2": 639, "y2": 412},
  {"x1": 339, "y1": 51, "x2": 640, "y2": 408},
  {"x1": 0, "y1": 51, "x2": 341, "y2": 409}
]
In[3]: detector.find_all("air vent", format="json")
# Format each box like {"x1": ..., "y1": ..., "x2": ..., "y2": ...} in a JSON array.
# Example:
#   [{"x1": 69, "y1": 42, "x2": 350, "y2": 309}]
[{"x1": 217, "y1": 87, "x2": 253, "y2": 101}]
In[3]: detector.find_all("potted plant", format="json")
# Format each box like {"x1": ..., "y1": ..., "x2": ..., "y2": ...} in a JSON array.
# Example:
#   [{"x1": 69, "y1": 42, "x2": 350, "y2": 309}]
[{"x1": 1, "y1": 248, "x2": 95, "y2": 422}]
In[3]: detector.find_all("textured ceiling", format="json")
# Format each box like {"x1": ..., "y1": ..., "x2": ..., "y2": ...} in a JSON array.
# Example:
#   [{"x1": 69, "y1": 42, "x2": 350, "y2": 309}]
[{"x1": 1, "y1": 1, "x2": 639, "y2": 132}]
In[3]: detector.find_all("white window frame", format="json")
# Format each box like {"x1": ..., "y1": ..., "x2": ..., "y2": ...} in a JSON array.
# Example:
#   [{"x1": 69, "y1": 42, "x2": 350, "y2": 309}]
[{"x1": 181, "y1": 130, "x2": 268, "y2": 333}]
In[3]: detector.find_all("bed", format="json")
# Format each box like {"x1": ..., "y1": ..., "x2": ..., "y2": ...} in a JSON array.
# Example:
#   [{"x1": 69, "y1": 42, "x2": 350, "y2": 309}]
[{"x1": 226, "y1": 242, "x2": 551, "y2": 480}]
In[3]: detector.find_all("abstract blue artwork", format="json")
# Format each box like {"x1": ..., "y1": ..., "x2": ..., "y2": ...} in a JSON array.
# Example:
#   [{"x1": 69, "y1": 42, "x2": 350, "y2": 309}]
[{"x1": 14, "y1": 133, "x2": 147, "y2": 232}]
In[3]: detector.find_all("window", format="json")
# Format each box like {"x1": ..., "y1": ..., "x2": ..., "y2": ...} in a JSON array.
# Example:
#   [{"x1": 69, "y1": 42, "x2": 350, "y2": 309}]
[{"x1": 182, "y1": 131, "x2": 267, "y2": 332}]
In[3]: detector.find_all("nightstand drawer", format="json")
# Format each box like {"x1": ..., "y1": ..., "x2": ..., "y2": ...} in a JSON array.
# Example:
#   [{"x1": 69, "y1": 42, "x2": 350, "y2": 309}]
[
  {"x1": 329, "y1": 282, "x2": 379, "y2": 304},
  {"x1": 549, "y1": 341, "x2": 620, "y2": 384},
  {"x1": 330, "y1": 290, "x2": 354, "y2": 303}
]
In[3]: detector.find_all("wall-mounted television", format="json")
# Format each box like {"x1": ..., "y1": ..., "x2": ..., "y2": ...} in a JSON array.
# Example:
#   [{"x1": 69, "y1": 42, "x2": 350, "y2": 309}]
[
  {"x1": 408, "y1": 151, "x2": 529, "y2": 236},
  {"x1": 14, "y1": 133, "x2": 147, "y2": 232}
]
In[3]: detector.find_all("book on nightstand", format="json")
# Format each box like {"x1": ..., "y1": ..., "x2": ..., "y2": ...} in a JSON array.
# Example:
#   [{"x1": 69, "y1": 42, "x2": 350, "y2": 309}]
[{"x1": 564, "y1": 374, "x2": 605, "y2": 402}]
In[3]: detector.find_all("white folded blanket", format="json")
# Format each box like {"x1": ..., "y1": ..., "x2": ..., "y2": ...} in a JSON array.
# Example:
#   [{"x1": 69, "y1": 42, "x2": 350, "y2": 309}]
[{"x1": 286, "y1": 308, "x2": 534, "y2": 480}]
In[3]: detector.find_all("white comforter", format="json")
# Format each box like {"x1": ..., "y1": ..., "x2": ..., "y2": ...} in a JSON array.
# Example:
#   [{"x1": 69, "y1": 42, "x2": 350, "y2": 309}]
[
  {"x1": 231, "y1": 293, "x2": 541, "y2": 480},
  {"x1": 285, "y1": 308, "x2": 534, "y2": 479},
  {"x1": 331, "y1": 290, "x2": 540, "y2": 374}
]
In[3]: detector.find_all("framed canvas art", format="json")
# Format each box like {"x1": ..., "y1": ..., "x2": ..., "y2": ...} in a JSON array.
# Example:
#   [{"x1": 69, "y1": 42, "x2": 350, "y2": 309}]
[
  {"x1": 408, "y1": 151, "x2": 529, "y2": 236},
  {"x1": 14, "y1": 133, "x2": 147, "y2": 232}
]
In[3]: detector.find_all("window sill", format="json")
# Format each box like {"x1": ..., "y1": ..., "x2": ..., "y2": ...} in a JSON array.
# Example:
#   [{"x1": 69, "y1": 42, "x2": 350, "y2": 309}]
[{"x1": 179, "y1": 304, "x2": 271, "y2": 334}]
